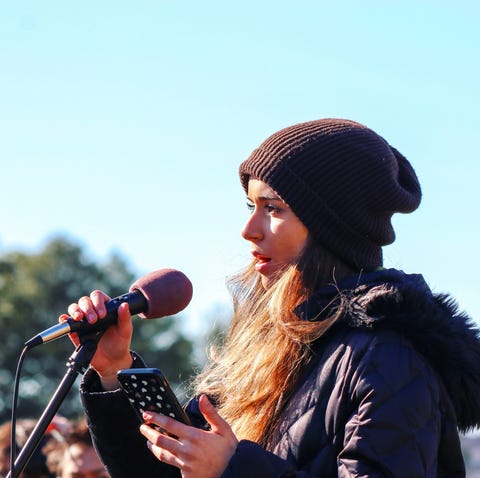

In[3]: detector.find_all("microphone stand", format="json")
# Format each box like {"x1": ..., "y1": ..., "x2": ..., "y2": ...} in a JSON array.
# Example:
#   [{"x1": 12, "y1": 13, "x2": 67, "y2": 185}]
[{"x1": 7, "y1": 332, "x2": 102, "y2": 478}]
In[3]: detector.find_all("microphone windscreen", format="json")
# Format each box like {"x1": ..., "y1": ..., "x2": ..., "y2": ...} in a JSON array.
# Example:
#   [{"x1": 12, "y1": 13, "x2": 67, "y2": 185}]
[{"x1": 130, "y1": 269, "x2": 193, "y2": 319}]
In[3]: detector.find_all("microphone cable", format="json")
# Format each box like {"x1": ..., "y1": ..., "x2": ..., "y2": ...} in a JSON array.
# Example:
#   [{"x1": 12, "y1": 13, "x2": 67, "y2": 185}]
[{"x1": 9, "y1": 345, "x2": 29, "y2": 478}]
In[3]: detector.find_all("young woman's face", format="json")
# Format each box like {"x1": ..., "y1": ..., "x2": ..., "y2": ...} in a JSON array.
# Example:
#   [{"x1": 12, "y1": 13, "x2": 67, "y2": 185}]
[{"x1": 242, "y1": 179, "x2": 309, "y2": 288}]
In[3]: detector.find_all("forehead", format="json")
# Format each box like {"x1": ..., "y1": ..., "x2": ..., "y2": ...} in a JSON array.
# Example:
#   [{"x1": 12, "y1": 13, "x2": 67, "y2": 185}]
[{"x1": 247, "y1": 179, "x2": 280, "y2": 198}]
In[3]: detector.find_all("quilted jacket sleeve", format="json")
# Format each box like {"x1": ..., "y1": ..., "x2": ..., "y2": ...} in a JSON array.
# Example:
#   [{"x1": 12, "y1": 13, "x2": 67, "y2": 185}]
[{"x1": 80, "y1": 355, "x2": 181, "y2": 478}]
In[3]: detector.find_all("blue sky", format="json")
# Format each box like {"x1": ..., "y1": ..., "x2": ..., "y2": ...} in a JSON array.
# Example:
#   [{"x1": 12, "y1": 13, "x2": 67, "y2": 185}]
[{"x1": 1, "y1": 1, "x2": 479, "y2": 336}]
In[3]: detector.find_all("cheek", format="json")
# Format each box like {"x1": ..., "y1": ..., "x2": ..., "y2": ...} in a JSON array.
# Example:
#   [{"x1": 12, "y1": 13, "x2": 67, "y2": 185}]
[
  {"x1": 289, "y1": 236, "x2": 308, "y2": 258},
  {"x1": 275, "y1": 228, "x2": 308, "y2": 260}
]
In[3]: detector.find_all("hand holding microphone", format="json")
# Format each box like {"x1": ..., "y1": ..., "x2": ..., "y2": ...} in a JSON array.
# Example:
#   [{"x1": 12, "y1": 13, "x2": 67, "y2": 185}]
[
  {"x1": 66, "y1": 292, "x2": 133, "y2": 390},
  {"x1": 40, "y1": 269, "x2": 193, "y2": 389}
]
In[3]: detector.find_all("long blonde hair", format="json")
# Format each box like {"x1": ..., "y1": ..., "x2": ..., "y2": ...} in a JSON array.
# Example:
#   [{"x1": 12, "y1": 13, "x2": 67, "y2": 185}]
[{"x1": 194, "y1": 238, "x2": 356, "y2": 445}]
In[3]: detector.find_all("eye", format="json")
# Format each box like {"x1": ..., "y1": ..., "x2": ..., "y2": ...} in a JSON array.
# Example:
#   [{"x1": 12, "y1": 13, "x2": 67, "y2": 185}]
[
  {"x1": 246, "y1": 201, "x2": 255, "y2": 213},
  {"x1": 265, "y1": 203, "x2": 281, "y2": 214}
]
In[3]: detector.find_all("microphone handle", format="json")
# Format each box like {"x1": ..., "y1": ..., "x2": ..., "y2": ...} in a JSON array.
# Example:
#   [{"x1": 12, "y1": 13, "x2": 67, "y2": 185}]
[{"x1": 25, "y1": 290, "x2": 148, "y2": 349}]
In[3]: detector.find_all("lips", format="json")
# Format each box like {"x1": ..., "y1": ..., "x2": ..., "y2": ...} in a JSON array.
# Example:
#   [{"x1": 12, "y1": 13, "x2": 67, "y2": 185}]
[{"x1": 252, "y1": 251, "x2": 271, "y2": 263}]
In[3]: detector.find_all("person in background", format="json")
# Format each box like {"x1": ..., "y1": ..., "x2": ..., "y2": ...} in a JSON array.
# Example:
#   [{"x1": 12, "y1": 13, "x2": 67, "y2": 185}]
[
  {"x1": 0, "y1": 418, "x2": 58, "y2": 478},
  {"x1": 64, "y1": 118, "x2": 480, "y2": 477},
  {"x1": 42, "y1": 418, "x2": 108, "y2": 478}
]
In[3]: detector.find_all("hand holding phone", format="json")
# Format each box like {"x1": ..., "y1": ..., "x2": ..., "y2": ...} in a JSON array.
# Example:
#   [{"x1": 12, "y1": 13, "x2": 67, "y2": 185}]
[{"x1": 117, "y1": 368, "x2": 192, "y2": 427}]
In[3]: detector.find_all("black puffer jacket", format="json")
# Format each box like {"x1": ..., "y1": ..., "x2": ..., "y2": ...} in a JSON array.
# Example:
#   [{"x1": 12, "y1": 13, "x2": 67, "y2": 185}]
[{"x1": 81, "y1": 269, "x2": 480, "y2": 477}]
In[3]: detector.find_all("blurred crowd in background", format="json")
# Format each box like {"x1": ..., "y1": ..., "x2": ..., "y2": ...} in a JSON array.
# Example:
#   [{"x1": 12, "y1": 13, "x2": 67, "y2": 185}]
[{"x1": 0, "y1": 415, "x2": 108, "y2": 478}]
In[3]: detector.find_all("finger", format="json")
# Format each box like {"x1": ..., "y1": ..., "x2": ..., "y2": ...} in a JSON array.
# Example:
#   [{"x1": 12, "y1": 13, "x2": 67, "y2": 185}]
[
  {"x1": 140, "y1": 423, "x2": 180, "y2": 447},
  {"x1": 140, "y1": 423, "x2": 186, "y2": 459},
  {"x1": 67, "y1": 303, "x2": 85, "y2": 321},
  {"x1": 146, "y1": 440, "x2": 184, "y2": 469},
  {"x1": 117, "y1": 301, "x2": 132, "y2": 322},
  {"x1": 58, "y1": 314, "x2": 80, "y2": 346},
  {"x1": 142, "y1": 412, "x2": 187, "y2": 440},
  {"x1": 81, "y1": 295, "x2": 104, "y2": 324},
  {"x1": 115, "y1": 302, "x2": 133, "y2": 338},
  {"x1": 70, "y1": 295, "x2": 99, "y2": 324},
  {"x1": 90, "y1": 290, "x2": 110, "y2": 317},
  {"x1": 67, "y1": 332, "x2": 80, "y2": 348},
  {"x1": 198, "y1": 394, "x2": 230, "y2": 435},
  {"x1": 58, "y1": 313, "x2": 70, "y2": 323}
]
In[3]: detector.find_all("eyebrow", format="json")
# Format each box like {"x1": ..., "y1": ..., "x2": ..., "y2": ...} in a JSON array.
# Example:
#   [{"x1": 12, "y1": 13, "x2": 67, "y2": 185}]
[{"x1": 247, "y1": 195, "x2": 282, "y2": 202}]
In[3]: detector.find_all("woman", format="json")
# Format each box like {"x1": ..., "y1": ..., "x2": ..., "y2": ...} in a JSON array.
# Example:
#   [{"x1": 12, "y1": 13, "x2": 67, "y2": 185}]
[{"x1": 65, "y1": 119, "x2": 480, "y2": 477}]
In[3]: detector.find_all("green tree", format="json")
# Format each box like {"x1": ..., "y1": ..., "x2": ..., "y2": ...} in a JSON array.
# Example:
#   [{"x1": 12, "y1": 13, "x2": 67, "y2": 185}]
[{"x1": 0, "y1": 236, "x2": 196, "y2": 422}]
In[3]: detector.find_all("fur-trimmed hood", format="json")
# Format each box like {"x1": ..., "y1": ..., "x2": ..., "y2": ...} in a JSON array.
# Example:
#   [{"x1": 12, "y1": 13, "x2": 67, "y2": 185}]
[{"x1": 299, "y1": 268, "x2": 480, "y2": 432}]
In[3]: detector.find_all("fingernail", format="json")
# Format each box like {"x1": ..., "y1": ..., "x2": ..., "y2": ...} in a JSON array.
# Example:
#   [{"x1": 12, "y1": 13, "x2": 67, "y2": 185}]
[
  {"x1": 142, "y1": 412, "x2": 152, "y2": 421},
  {"x1": 59, "y1": 314, "x2": 69, "y2": 322}
]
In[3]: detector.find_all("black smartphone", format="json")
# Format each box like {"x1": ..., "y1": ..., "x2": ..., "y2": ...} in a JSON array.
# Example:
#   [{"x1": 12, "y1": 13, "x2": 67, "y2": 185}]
[{"x1": 117, "y1": 368, "x2": 191, "y2": 426}]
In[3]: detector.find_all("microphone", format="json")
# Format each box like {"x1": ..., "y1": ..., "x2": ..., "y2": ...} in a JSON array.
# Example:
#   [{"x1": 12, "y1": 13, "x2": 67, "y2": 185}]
[{"x1": 25, "y1": 268, "x2": 193, "y2": 349}]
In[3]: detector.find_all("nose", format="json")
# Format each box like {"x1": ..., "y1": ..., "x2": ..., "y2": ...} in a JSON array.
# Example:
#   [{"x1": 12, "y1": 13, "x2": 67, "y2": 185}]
[{"x1": 241, "y1": 210, "x2": 263, "y2": 242}]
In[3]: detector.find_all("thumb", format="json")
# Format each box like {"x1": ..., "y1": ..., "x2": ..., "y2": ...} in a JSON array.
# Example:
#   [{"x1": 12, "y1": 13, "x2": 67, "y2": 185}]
[
  {"x1": 116, "y1": 302, "x2": 133, "y2": 336},
  {"x1": 198, "y1": 394, "x2": 231, "y2": 435}
]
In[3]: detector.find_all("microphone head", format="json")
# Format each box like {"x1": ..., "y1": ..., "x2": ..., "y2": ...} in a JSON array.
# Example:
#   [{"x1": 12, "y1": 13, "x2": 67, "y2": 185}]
[{"x1": 130, "y1": 269, "x2": 193, "y2": 319}]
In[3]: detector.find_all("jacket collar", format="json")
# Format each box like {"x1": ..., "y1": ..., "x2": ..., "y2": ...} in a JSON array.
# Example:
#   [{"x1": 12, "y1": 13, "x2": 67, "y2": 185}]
[
  {"x1": 297, "y1": 268, "x2": 480, "y2": 432},
  {"x1": 295, "y1": 268, "x2": 430, "y2": 322}
]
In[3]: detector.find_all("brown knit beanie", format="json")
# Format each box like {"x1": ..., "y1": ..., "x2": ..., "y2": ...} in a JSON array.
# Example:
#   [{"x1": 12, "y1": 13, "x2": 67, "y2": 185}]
[{"x1": 239, "y1": 118, "x2": 422, "y2": 271}]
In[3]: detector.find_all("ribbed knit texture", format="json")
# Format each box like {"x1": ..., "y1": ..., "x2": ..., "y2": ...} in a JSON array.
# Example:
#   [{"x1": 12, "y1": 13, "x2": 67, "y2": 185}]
[{"x1": 239, "y1": 119, "x2": 422, "y2": 270}]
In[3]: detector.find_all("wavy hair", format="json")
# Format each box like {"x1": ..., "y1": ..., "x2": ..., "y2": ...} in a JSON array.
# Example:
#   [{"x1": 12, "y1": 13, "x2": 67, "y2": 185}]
[{"x1": 194, "y1": 237, "x2": 356, "y2": 445}]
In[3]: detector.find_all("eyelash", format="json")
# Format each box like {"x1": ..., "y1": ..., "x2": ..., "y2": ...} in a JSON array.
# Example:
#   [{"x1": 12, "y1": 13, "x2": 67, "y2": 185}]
[{"x1": 246, "y1": 202, "x2": 281, "y2": 214}]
